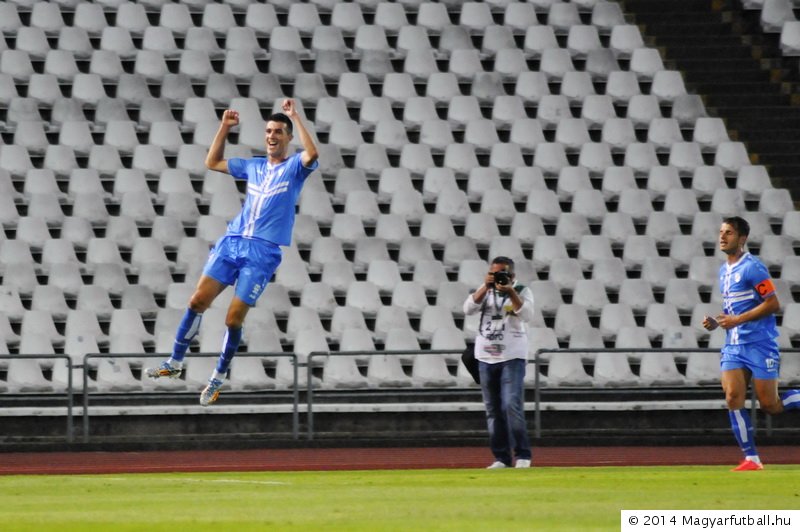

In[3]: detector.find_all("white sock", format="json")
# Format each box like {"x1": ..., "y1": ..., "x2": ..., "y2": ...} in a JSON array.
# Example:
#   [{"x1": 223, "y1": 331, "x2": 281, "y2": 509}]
[
  {"x1": 211, "y1": 370, "x2": 225, "y2": 382},
  {"x1": 167, "y1": 358, "x2": 183, "y2": 369},
  {"x1": 745, "y1": 455, "x2": 761, "y2": 464}
]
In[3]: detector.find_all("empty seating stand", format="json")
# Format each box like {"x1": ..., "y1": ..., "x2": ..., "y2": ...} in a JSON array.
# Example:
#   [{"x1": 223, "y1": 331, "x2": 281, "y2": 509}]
[{"x1": 0, "y1": 0, "x2": 797, "y2": 405}]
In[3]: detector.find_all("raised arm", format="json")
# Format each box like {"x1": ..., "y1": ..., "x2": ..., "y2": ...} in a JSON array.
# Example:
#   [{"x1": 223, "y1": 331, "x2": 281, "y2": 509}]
[
  {"x1": 204, "y1": 109, "x2": 239, "y2": 174},
  {"x1": 282, "y1": 99, "x2": 318, "y2": 167}
]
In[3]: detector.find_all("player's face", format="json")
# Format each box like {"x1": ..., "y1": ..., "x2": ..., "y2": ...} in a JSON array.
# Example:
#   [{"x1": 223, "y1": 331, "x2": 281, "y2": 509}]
[
  {"x1": 265, "y1": 120, "x2": 292, "y2": 159},
  {"x1": 719, "y1": 222, "x2": 746, "y2": 255}
]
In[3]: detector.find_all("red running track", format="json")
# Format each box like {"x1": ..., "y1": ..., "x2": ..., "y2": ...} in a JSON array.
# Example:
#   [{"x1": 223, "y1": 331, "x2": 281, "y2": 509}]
[{"x1": 1, "y1": 446, "x2": 799, "y2": 475}]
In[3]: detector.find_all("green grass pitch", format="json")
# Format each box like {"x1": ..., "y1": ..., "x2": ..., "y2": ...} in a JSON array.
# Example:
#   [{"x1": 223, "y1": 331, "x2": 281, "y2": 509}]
[{"x1": 1, "y1": 466, "x2": 798, "y2": 531}]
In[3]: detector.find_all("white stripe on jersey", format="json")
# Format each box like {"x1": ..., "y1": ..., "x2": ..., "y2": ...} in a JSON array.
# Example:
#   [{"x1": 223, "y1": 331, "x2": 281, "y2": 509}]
[
  {"x1": 725, "y1": 293, "x2": 755, "y2": 304},
  {"x1": 722, "y1": 263, "x2": 741, "y2": 344},
  {"x1": 243, "y1": 164, "x2": 288, "y2": 238}
]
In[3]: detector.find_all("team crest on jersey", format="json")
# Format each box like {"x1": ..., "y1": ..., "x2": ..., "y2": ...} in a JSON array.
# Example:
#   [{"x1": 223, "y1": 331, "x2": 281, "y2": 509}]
[{"x1": 735, "y1": 273, "x2": 741, "y2": 283}]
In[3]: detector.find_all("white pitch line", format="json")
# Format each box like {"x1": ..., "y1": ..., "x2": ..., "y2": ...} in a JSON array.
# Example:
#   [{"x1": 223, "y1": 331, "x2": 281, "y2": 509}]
[{"x1": 98, "y1": 477, "x2": 288, "y2": 486}]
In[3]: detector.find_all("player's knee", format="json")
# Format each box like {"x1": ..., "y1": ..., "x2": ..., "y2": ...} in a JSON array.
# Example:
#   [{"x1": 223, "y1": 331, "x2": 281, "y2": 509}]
[
  {"x1": 188, "y1": 294, "x2": 211, "y2": 313},
  {"x1": 725, "y1": 391, "x2": 746, "y2": 410},
  {"x1": 759, "y1": 397, "x2": 783, "y2": 415},
  {"x1": 225, "y1": 315, "x2": 245, "y2": 329}
]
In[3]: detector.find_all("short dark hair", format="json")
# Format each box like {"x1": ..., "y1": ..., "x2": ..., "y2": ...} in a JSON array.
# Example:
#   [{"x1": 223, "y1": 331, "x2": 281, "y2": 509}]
[
  {"x1": 267, "y1": 112, "x2": 293, "y2": 135},
  {"x1": 723, "y1": 216, "x2": 750, "y2": 237},
  {"x1": 491, "y1": 256, "x2": 515, "y2": 274}
]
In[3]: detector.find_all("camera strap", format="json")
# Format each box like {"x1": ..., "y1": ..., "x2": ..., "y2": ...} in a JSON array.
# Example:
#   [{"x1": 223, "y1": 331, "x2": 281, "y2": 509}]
[{"x1": 478, "y1": 285, "x2": 523, "y2": 338}]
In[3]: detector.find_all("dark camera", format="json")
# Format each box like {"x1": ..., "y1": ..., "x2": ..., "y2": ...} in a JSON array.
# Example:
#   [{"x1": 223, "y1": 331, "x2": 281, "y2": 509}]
[{"x1": 493, "y1": 271, "x2": 511, "y2": 286}]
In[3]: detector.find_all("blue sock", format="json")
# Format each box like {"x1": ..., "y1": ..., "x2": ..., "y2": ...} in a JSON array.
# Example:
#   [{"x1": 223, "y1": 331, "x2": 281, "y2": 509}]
[
  {"x1": 728, "y1": 409, "x2": 758, "y2": 458},
  {"x1": 215, "y1": 326, "x2": 243, "y2": 375},
  {"x1": 171, "y1": 309, "x2": 202, "y2": 364},
  {"x1": 780, "y1": 389, "x2": 800, "y2": 411}
]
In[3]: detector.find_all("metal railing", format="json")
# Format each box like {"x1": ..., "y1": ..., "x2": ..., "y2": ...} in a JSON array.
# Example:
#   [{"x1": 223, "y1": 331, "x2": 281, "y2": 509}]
[
  {"x1": 305, "y1": 349, "x2": 466, "y2": 440},
  {"x1": 531, "y1": 348, "x2": 800, "y2": 439},
  {"x1": 82, "y1": 352, "x2": 300, "y2": 443},
  {"x1": 0, "y1": 354, "x2": 75, "y2": 442},
  {"x1": 4, "y1": 347, "x2": 798, "y2": 443}
]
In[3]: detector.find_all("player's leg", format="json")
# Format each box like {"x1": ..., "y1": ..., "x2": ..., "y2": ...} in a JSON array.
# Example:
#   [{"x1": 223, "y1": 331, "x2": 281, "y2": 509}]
[
  {"x1": 208, "y1": 297, "x2": 250, "y2": 384},
  {"x1": 200, "y1": 241, "x2": 281, "y2": 406},
  {"x1": 779, "y1": 388, "x2": 800, "y2": 410},
  {"x1": 753, "y1": 378, "x2": 783, "y2": 415},
  {"x1": 146, "y1": 274, "x2": 226, "y2": 379},
  {"x1": 200, "y1": 297, "x2": 250, "y2": 406},
  {"x1": 722, "y1": 368, "x2": 762, "y2": 470},
  {"x1": 753, "y1": 378, "x2": 800, "y2": 413}
]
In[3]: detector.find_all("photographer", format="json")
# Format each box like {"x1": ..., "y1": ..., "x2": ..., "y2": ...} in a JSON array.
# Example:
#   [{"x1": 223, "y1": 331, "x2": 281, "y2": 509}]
[{"x1": 463, "y1": 256, "x2": 535, "y2": 469}]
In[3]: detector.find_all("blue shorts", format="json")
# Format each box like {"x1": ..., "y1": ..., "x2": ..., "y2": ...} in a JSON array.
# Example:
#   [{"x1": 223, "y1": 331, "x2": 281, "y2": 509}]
[
  {"x1": 720, "y1": 339, "x2": 780, "y2": 380},
  {"x1": 203, "y1": 235, "x2": 282, "y2": 306}
]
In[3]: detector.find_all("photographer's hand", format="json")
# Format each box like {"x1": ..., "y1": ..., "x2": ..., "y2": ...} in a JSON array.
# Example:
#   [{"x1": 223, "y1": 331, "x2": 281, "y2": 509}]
[
  {"x1": 471, "y1": 272, "x2": 495, "y2": 304},
  {"x1": 496, "y1": 282, "x2": 523, "y2": 312}
]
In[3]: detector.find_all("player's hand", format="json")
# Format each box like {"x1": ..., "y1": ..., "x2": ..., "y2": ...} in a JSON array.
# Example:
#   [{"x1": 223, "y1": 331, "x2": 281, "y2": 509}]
[
  {"x1": 221, "y1": 109, "x2": 239, "y2": 128},
  {"x1": 702, "y1": 315, "x2": 718, "y2": 331},
  {"x1": 282, "y1": 98, "x2": 297, "y2": 117},
  {"x1": 714, "y1": 313, "x2": 740, "y2": 330}
]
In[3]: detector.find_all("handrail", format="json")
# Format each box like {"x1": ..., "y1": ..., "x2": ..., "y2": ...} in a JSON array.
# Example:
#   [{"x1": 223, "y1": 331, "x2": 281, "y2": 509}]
[
  {"x1": 531, "y1": 348, "x2": 800, "y2": 439},
  {"x1": 0, "y1": 354, "x2": 74, "y2": 442},
  {"x1": 305, "y1": 349, "x2": 465, "y2": 440},
  {"x1": 82, "y1": 352, "x2": 299, "y2": 443}
]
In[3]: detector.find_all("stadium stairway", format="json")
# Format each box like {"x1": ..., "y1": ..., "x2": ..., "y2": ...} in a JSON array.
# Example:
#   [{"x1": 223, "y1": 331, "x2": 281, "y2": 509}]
[{"x1": 621, "y1": 0, "x2": 800, "y2": 202}]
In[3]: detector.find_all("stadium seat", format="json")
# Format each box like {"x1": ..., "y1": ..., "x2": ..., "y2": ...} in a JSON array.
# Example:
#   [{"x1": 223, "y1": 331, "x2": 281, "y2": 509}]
[
  {"x1": 605, "y1": 71, "x2": 641, "y2": 104},
  {"x1": 354, "y1": 239, "x2": 391, "y2": 272},
  {"x1": 374, "y1": 306, "x2": 414, "y2": 340},
  {"x1": 599, "y1": 303, "x2": 638, "y2": 340},
  {"x1": 6, "y1": 353, "x2": 55, "y2": 393},
  {"x1": 412, "y1": 260, "x2": 450, "y2": 294},
  {"x1": 567, "y1": 25, "x2": 602, "y2": 59},
  {"x1": 685, "y1": 351, "x2": 721, "y2": 385},
  {"x1": 761, "y1": 0, "x2": 797, "y2": 33},
  {"x1": 671, "y1": 94, "x2": 709, "y2": 127},
  {"x1": 609, "y1": 24, "x2": 645, "y2": 58},
  {"x1": 618, "y1": 279, "x2": 656, "y2": 314},
  {"x1": 710, "y1": 188, "x2": 746, "y2": 219},
  {"x1": 411, "y1": 354, "x2": 457, "y2": 388},
  {"x1": 645, "y1": 211, "x2": 682, "y2": 245},
  {"x1": 691, "y1": 166, "x2": 727, "y2": 200},
  {"x1": 16, "y1": 27, "x2": 51, "y2": 61},
  {"x1": 0, "y1": 287, "x2": 26, "y2": 324},
  {"x1": 663, "y1": 188, "x2": 700, "y2": 222},
  {"x1": 31, "y1": 286, "x2": 70, "y2": 323},
  {"x1": 626, "y1": 94, "x2": 662, "y2": 128},
  {"x1": 736, "y1": 165, "x2": 773, "y2": 200},
  {"x1": 545, "y1": 352, "x2": 592, "y2": 387},
  {"x1": 440, "y1": 26, "x2": 476, "y2": 58},
  {"x1": 419, "y1": 120, "x2": 456, "y2": 152},
  {"x1": 539, "y1": 48, "x2": 575, "y2": 81},
  {"x1": 594, "y1": 352, "x2": 639, "y2": 387},
  {"x1": 714, "y1": 141, "x2": 751, "y2": 175}
]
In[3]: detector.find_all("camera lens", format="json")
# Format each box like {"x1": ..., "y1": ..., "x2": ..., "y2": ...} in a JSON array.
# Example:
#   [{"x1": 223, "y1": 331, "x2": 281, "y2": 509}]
[{"x1": 494, "y1": 271, "x2": 510, "y2": 286}]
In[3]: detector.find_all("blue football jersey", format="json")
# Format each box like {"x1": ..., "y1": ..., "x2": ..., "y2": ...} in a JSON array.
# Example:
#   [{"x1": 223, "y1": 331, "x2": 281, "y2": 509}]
[
  {"x1": 718, "y1": 252, "x2": 778, "y2": 345},
  {"x1": 226, "y1": 153, "x2": 318, "y2": 246}
]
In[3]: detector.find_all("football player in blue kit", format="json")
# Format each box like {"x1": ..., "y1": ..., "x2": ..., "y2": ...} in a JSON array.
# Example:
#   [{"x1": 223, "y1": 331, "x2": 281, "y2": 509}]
[
  {"x1": 146, "y1": 99, "x2": 319, "y2": 406},
  {"x1": 702, "y1": 216, "x2": 800, "y2": 470}
]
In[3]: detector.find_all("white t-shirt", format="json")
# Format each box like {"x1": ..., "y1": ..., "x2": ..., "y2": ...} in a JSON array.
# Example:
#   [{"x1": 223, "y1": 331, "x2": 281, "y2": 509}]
[{"x1": 463, "y1": 282, "x2": 535, "y2": 364}]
